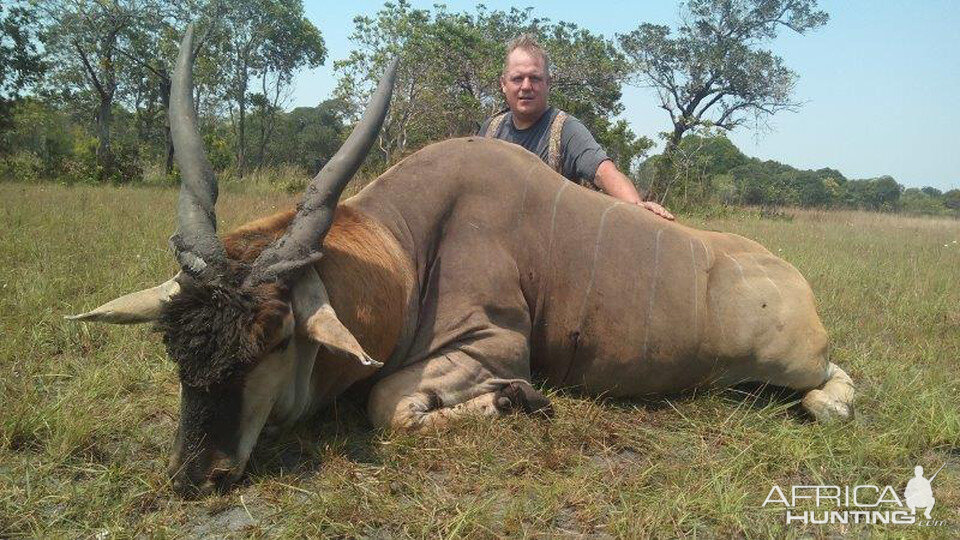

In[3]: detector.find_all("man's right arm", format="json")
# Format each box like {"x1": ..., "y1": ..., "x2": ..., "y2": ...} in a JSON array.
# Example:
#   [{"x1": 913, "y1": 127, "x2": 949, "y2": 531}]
[{"x1": 563, "y1": 118, "x2": 674, "y2": 220}]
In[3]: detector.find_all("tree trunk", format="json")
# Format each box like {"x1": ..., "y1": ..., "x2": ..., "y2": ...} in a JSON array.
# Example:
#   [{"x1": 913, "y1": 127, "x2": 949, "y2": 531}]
[
  {"x1": 668, "y1": 124, "x2": 684, "y2": 151},
  {"x1": 237, "y1": 99, "x2": 246, "y2": 176},
  {"x1": 96, "y1": 95, "x2": 115, "y2": 181},
  {"x1": 160, "y1": 76, "x2": 174, "y2": 176},
  {"x1": 255, "y1": 73, "x2": 268, "y2": 169},
  {"x1": 165, "y1": 137, "x2": 175, "y2": 175},
  {"x1": 234, "y1": 56, "x2": 250, "y2": 178},
  {"x1": 255, "y1": 103, "x2": 267, "y2": 169},
  {"x1": 650, "y1": 123, "x2": 687, "y2": 204}
]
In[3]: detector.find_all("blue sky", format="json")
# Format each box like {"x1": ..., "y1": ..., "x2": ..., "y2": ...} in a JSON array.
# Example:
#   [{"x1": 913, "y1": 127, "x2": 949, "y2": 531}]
[{"x1": 293, "y1": 1, "x2": 960, "y2": 190}]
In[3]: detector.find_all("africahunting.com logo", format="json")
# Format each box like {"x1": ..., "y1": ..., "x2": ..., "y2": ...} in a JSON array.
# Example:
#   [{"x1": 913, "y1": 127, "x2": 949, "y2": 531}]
[{"x1": 763, "y1": 464, "x2": 947, "y2": 526}]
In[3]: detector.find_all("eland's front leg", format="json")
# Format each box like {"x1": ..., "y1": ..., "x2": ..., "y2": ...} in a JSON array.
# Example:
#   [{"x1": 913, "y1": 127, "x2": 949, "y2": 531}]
[{"x1": 367, "y1": 351, "x2": 552, "y2": 431}]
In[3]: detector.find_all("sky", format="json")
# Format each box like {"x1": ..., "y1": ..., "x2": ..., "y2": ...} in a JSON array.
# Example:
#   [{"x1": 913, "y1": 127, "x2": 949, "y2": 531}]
[{"x1": 291, "y1": 0, "x2": 960, "y2": 191}]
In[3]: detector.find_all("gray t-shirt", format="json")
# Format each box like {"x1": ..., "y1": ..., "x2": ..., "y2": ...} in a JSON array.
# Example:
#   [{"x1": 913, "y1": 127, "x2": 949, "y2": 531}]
[{"x1": 477, "y1": 107, "x2": 610, "y2": 183}]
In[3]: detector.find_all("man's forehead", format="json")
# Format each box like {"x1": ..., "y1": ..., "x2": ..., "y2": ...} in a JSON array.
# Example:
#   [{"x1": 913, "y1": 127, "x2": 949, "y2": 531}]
[{"x1": 504, "y1": 49, "x2": 546, "y2": 75}]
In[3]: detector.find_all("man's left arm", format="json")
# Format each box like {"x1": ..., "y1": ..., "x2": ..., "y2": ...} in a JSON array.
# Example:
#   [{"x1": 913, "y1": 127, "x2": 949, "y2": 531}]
[{"x1": 594, "y1": 160, "x2": 674, "y2": 221}]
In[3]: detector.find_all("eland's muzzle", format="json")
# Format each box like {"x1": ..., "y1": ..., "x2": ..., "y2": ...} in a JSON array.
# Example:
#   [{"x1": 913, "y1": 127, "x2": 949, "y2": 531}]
[{"x1": 168, "y1": 447, "x2": 243, "y2": 498}]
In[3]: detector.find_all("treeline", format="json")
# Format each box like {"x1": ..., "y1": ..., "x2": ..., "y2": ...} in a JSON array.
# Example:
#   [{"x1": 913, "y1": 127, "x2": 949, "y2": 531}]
[
  {"x1": 1, "y1": 0, "x2": 651, "y2": 185},
  {"x1": 1, "y1": 0, "x2": 329, "y2": 184},
  {"x1": 638, "y1": 133, "x2": 960, "y2": 216},
  {"x1": 2, "y1": 0, "x2": 955, "y2": 216},
  {"x1": 2, "y1": 96, "x2": 348, "y2": 185}
]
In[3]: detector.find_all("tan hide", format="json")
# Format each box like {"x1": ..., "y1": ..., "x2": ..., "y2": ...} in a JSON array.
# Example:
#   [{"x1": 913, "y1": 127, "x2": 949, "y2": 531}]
[
  {"x1": 342, "y1": 137, "x2": 832, "y2": 397},
  {"x1": 292, "y1": 267, "x2": 383, "y2": 375}
]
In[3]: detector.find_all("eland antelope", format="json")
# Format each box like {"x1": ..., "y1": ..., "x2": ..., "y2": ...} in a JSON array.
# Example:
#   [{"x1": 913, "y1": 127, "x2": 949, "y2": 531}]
[{"x1": 70, "y1": 26, "x2": 855, "y2": 497}]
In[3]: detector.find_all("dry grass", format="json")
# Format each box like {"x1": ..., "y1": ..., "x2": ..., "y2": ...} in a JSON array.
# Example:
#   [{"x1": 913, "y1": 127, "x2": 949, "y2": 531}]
[{"x1": 1, "y1": 183, "x2": 958, "y2": 538}]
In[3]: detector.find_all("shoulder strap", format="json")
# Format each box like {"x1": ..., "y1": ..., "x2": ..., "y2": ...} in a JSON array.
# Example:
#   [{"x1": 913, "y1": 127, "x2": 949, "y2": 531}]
[
  {"x1": 547, "y1": 111, "x2": 568, "y2": 173},
  {"x1": 484, "y1": 112, "x2": 508, "y2": 138}
]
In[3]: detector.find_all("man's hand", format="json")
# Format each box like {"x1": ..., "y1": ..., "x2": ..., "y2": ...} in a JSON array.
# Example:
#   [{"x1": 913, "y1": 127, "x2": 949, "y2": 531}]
[
  {"x1": 594, "y1": 161, "x2": 675, "y2": 221},
  {"x1": 639, "y1": 200, "x2": 674, "y2": 221}
]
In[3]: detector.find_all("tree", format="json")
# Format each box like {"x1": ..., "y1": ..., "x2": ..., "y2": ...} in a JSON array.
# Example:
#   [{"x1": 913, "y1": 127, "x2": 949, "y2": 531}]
[
  {"x1": 335, "y1": 1, "x2": 651, "y2": 170},
  {"x1": 114, "y1": 0, "x2": 209, "y2": 176},
  {"x1": 872, "y1": 175, "x2": 903, "y2": 210},
  {"x1": 636, "y1": 130, "x2": 747, "y2": 206},
  {"x1": 821, "y1": 177, "x2": 841, "y2": 204},
  {"x1": 251, "y1": 99, "x2": 347, "y2": 173},
  {"x1": 793, "y1": 170, "x2": 830, "y2": 207},
  {"x1": 334, "y1": 1, "x2": 517, "y2": 163},
  {"x1": 842, "y1": 176, "x2": 903, "y2": 211},
  {"x1": 593, "y1": 118, "x2": 653, "y2": 177},
  {"x1": 1, "y1": 1, "x2": 44, "y2": 140},
  {"x1": 618, "y1": 0, "x2": 828, "y2": 201},
  {"x1": 945, "y1": 189, "x2": 960, "y2": 211},
  {"x1": 208, "y1": 0, "x2": 326, "y2": 174},
  {"x1": 901, "y1": 188, "x2": 944, "y2": 215},
  {"x1": 37, "y1": 0, "x2": 142, "y2": 179},
  {"x1": 814, "y1": 167, "x2": 846, "y2": 184}
]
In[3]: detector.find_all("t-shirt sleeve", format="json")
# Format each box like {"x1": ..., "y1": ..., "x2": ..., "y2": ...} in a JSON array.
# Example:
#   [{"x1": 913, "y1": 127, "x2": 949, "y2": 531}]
[{"x1": 560, "y1": 117, "x2": 610, "y2": 183}]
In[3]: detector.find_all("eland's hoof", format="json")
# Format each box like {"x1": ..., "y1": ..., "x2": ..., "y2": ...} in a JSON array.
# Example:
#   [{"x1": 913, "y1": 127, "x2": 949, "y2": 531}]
[
  {"x1": 801, "y1": 388, "x2": 854, "y2": 422},
  {"x1": 495, "y1": 382, "x2": 554, "y2": 419}
]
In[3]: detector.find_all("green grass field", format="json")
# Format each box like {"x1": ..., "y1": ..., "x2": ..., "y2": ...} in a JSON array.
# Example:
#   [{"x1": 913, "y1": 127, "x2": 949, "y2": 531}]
[{"x1": 1, "y1": 182, "x2": 958, "y2": 538}]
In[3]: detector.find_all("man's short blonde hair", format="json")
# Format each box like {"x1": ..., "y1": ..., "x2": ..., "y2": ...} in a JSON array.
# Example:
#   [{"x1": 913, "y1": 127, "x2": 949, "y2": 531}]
[{"x1": 503, "y1": 34, "x2": 551, "y2": 79}]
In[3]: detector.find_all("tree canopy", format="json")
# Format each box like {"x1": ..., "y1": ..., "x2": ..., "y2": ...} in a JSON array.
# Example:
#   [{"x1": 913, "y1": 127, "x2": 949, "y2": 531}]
[
  {"x1": 620, "y1": 0, "x2": 828, "y2": 147},
  {"x1": 0, "y1": 1, "x2": 44, "y2": 138},
  {"x1": 0, "y1": 0, "x2": 954, "y2": 217},
  {"x1": 207, "y1": 0, "x2": 326, "y2": 174},
  {"x1": 619, "y1": 0, "x2": 829, "y2": 200},
  {"x1": 333, "y1": 1, "x2": 652, "y2": 173}
]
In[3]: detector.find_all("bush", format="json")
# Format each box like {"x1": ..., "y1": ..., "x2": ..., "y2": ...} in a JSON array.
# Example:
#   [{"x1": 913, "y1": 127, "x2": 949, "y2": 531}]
[
  {"x1": 0, "y1": 151, "x2": 45, "y2": 182},
  {"x1": 901, "y1": 188, "x2": 946, "y2": 216},
  {"x1": 219, "y1": 164, "x2": 309, "y2": 194},
  {"x1": 59, "y1": 135, "x2": 101, "y2": 185},
  {"x1": 109, "y1": 141, "x2": 145, "y2": 184}
]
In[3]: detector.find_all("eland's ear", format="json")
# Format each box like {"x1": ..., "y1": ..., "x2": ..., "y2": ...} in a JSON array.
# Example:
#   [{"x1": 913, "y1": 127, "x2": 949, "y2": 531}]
[
  {"x1": 290, "y1": 267, "x2": 383, "y2": 373},
  {"x1": 66, "y1": 275, "x2": 181, "y2": 324}
]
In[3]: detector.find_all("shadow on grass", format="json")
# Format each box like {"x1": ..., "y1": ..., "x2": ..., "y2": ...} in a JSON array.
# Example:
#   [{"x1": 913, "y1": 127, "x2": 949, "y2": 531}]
[
  {"x1": 544, "y1": 379, "x2": 811, "y2": 420},
  {"x1": 235, "y1": 379, "x2": 814, "y2": 491},
  {"x1": 242, "y1": 395, "x2": 382, "y2": 485}
]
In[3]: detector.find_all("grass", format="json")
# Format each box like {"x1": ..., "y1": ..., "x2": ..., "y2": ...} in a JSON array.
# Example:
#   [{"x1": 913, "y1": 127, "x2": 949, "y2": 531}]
[{"x1": 0, "y1": 182, "x2": 958, "y2": 538}]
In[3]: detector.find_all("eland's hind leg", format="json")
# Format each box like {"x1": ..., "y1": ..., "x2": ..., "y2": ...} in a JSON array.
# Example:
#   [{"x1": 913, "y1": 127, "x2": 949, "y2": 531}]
[
  {"x1": 707, "y1": 250, "x2": 855, "y2": 421},
  {"x1": 800, "y1": 362, "x2": 855, "y2": 421},
  {"x1": 745, "y1": 347, "x2": 855, "y2": 422}
]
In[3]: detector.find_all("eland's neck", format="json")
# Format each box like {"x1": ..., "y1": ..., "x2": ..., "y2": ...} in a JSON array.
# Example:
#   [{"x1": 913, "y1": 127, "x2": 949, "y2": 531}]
[{"x1": 224, "y1": 204, "x2": 416, "y2": 424}]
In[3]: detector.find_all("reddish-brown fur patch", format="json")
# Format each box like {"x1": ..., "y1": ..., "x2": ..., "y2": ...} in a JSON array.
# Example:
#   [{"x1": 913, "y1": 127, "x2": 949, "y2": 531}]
[
  {"x1": 222, "y1": 206, "x2": 412, "y2": 363},
  {"x1": 223, "y1": 210, "x2": 297, "y2": 264}
]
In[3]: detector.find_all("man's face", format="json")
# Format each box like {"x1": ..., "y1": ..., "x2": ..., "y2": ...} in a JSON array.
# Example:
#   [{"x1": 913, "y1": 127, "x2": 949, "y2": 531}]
[{"x1": 501, "y1": 48, "x2": 550, "y2": 125}]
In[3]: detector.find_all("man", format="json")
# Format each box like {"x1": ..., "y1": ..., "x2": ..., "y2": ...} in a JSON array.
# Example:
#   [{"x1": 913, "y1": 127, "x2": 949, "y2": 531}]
[{"x1": 479, "y1": 34, "x2": 673, "y2": 220}]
